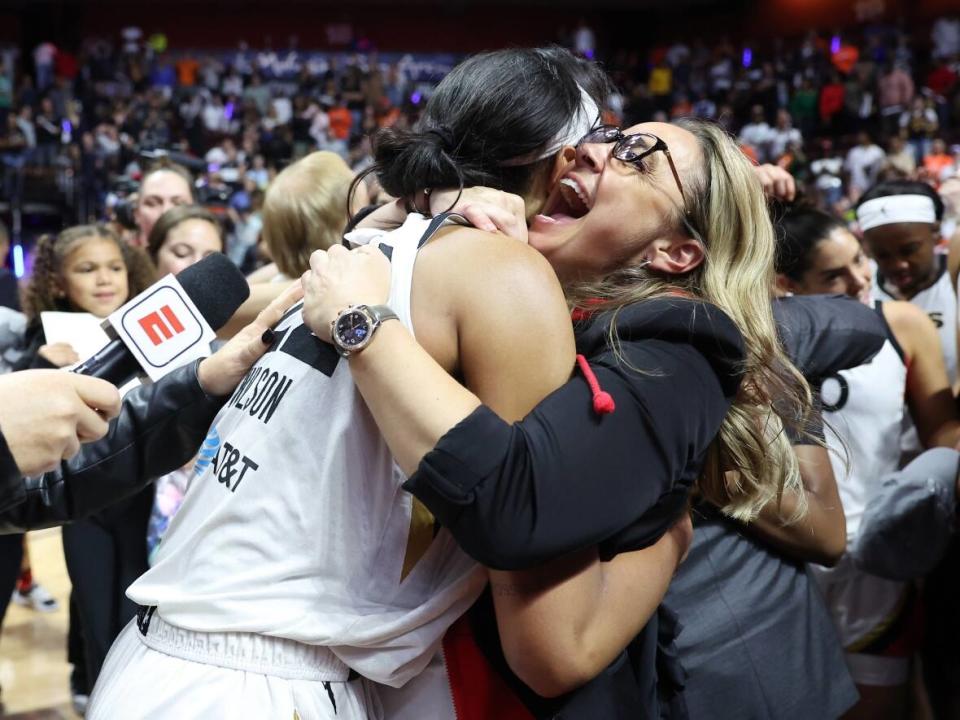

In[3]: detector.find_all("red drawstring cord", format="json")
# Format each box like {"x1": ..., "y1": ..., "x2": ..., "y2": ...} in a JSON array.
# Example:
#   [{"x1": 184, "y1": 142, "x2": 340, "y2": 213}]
[{"x1": 576, "y1": 354, "x2": 615, "y2": 415}]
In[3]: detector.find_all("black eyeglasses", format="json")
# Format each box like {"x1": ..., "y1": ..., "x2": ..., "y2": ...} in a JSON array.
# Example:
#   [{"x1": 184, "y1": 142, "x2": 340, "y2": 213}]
[{"x1": 577, "y1": 125, "x2": 689, "y2": 215}]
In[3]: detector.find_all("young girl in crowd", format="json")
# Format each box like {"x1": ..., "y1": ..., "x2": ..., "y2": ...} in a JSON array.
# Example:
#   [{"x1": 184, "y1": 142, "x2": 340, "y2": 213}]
[
  {"x1": 16, "y1": 225, "x2": 155, "y2": 701},
  {"x1": 777, "y1": 206, "x2": 960, "y2": 720}
]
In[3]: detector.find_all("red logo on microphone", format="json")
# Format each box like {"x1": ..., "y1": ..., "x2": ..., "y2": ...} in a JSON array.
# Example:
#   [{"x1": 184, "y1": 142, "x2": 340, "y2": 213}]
[{"x1": 138, "y1": 305, "x2": 186, "y2": 346}]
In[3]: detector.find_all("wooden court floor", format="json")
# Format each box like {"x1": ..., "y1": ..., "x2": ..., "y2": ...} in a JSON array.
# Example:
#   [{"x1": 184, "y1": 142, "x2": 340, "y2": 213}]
[{"x1": 0, "y1": 528, "x2": 80, "y2": 719}]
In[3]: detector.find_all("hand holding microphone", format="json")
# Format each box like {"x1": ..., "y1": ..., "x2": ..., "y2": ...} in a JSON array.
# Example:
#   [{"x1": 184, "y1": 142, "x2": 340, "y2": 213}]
[
  {"x1": 0, "y1": 371, "x2": 121, "y2": 475},
  {"x1": 72, "y1": 253, "x2": 252, "y2": 387},
  {"x1": 70, "y1": 251, "x2": 303, "y2": 399}
]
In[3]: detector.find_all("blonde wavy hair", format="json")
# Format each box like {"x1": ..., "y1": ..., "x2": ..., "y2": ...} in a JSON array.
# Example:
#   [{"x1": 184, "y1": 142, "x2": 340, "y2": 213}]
[
  {"x1": 262, "y1": 151, "x2": 354, "y2": 278},
  {"x1": 567, "y1": 118, "x2": 811, "y2": 522}
]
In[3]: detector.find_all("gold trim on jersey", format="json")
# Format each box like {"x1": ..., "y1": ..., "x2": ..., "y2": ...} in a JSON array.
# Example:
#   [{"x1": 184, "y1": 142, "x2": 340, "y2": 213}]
[{"x1": 401, "y1": 498, "x2": 437, "y2": 581}]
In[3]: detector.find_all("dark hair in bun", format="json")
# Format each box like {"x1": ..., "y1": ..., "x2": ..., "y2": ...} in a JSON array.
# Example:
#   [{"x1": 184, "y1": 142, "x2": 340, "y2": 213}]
[{"x1": 354, "y1": 47, "x2": 609, "y2": 211}]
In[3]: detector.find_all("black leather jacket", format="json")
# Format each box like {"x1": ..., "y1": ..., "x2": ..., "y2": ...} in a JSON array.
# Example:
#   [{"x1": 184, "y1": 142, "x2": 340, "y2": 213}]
[{"x1": 0, "y1": 361, "x2": 226, "y2": 533}]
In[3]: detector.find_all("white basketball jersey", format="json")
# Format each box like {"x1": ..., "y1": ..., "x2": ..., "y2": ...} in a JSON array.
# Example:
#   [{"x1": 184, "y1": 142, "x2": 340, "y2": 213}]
[
  {"x1": 820, "y1": 304, "x2": 906, "y2": 543},
  {"x1": 128, "y1": 214, "x2": 485, "y2": 688},
  {"x1": 874, "y1": 255, "x2": 957, "y2": 384},
  {"x1": 874, "y1": 256, "x2": 957, "y2": 458}
]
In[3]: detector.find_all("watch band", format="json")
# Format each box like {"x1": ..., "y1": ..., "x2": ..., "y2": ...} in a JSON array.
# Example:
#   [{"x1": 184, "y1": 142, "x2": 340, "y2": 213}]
[{"x1": 366, "y1": 304, "x2": 399, "y2": 325}]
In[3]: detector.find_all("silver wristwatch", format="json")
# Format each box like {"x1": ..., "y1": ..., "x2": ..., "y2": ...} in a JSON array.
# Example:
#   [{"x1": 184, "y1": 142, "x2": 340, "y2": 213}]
[{"x1": 330, "y1": 304, "x2": 399, "y2": 357}]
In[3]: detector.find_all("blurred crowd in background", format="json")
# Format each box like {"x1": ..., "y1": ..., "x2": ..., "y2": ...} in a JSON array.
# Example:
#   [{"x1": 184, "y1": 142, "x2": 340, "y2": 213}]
[{"x1": 0, "y1": 15, "x2": 959, "y2": 268}]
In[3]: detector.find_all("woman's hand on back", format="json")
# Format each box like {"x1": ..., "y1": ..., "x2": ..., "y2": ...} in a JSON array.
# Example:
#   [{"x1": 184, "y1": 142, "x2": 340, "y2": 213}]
[
  {"x1": 430, "y1": 187, "x2": 528, "y2": 242},
  {"x1": 301, "y1": 245, "x2": 392, "y2": 344},
  {"x1": 38, "y1": 342, "x2": 80, "y2": 368}
]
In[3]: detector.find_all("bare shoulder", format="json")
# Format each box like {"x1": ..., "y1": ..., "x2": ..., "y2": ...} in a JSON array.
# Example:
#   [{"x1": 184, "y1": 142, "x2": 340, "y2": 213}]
[
  {"x1": 411, "y1": 226, "x2": 571, "y2": 376},
  {"x1": 421, "y1": 226, "x2": 559, "y2": 284},
  {"x1": 882, "y1": 300, "x2": 939, "y2": 358},
  {"x1": 882, "y1": 299, "x2": 931, "y2": 329},
  {"x1": 416, "y1": 226, "x2": 566, "y2": 310}
]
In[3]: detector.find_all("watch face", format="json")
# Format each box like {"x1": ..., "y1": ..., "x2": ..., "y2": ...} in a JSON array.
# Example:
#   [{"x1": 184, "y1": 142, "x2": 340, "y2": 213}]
[{"x1": 336, "y1": 310, "x2": 370, "y2": 348}]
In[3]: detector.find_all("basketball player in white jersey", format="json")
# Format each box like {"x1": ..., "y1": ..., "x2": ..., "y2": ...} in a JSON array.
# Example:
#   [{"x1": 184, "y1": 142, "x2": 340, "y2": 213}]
[
  {"x1": 88, "y1": 49, "x2": 662, "y2": 718},
  {"x1": 859, "y1": 181, "x2": 960, "y2": 388},
  {"x1": 776, "y1": 206, "x2": 960, "y2": 720}
]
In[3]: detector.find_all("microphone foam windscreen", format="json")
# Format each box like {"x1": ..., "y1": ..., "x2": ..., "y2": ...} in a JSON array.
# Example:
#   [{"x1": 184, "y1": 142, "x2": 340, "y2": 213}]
[{"x1": 175, "y1": 254, "x2": 251, "y2": 331}]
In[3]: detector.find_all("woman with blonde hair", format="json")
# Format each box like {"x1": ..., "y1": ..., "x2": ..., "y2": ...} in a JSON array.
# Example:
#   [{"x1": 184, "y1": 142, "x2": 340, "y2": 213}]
[
  {"x1": 261, "y1": 150, "x2": 356, "y2": 279},
  {"x1": 300, "y1": 116, "x2": 821, "y2": 717}
]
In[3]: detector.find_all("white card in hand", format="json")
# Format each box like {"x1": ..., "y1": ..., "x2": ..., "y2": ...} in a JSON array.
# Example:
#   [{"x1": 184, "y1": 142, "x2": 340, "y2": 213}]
[{"x1": 40, "y1": 311, "x2": 111, "y2": 359}]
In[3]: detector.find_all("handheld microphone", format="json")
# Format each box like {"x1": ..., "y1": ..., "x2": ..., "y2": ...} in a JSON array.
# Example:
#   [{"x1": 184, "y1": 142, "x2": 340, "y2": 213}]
[{"x1": 72, "y1": 254, "x2": 250, "y2": 386}]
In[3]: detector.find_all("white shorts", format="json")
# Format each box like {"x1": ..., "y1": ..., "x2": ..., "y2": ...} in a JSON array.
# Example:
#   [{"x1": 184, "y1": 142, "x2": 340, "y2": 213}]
[
  {"x1": 89, "y1": 616, "x2": 383, "y2": 719},
  {"x1": 812, "y1": 555, "x2": 916, "y2": 687}
]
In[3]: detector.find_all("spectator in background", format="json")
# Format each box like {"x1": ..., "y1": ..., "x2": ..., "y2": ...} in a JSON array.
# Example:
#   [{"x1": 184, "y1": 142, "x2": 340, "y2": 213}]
[
  {"x1": 901, "y1": 95, "x2": 939, "y2": 164},
  {"x1": 739, "y1": 104, "x2": 772, "y2": 163},
  {"x1": 33, "y1": 97, "x2": 61, "y2": 167},
  {"x1": 931, "y1": 16, "x2": 960, "y2": 60},
  {"x1": 243, "y1": 72, "x2": 271, "y2": 116},
  {"x1": 1, "y1": 112, "x2": 28, "y2": 202},
  {"x1": 573, "y1": 18, "x2": 596, "y2": 58},
  {"x1": 789, "y1": 78, "x2": 819, "y2": 137},
  {"x1": 648, "y1": 57, "x2": 673, "y2": 111},
  {"x1": 201, "y1": 92, "x2": 229, "y2": 134},
  {"x1": 227, "y1": 186, "x2": 264, "y2": 268},
  {"x1": 692, "y1": 92, "x2": 717, "y2": 120},
  {"x1": 819, "y1": 70, "x2": 846, "y2": 132},
  {"x1": 325, "y1": 95, "x2": 352, "y2": 156},
  {"x1": 879, "y1": 61, "x2": 916, "y2": 136},
  {"x1": 927, "y1": 57, "x2": 958, "y2": 100},
  {"x1": 146, "y1": 204, "x2": 224, "y2": 280},
  {"x1": 246, "y1": 153, "x2": 270, "y2": 190},
  {"x1": 221, "y1": 65, "x2": 243, "y2": 97},
  {"x1": 132, "y1": 162, "x2": 195, "y2": 247},
  {"x1": 769, "y1": 109, "x2": 803, "y2": 162},
  {"x1": 175, "y1": 54, "x2": 200, "y2": 89},
  {"x1": 885, "y1": 135, "x2": 917, "y2": 178},
  {"x1": 923, "y1": 138, "x2": 956, "y2": 184},
  {"x1": 845, "y1": 130, "x2": 886, "y2": 201},
  {"x1": 33, "y1": 41, "x2": 56, "y2": 91}
]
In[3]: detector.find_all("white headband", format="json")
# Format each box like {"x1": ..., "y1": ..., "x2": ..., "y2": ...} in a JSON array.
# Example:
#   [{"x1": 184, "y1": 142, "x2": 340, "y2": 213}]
[
  {"x1": 500, "y1": 84, "x2": 600, "y2": 167},
  {"x1": 857, "y1": 195, "x2": 938, "y2": 232}
]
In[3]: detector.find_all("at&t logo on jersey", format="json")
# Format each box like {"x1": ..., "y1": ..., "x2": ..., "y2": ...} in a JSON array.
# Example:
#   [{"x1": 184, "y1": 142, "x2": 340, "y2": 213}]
[{"x1": 194, "y1": 427, "x2": 221, "y2": 476}]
